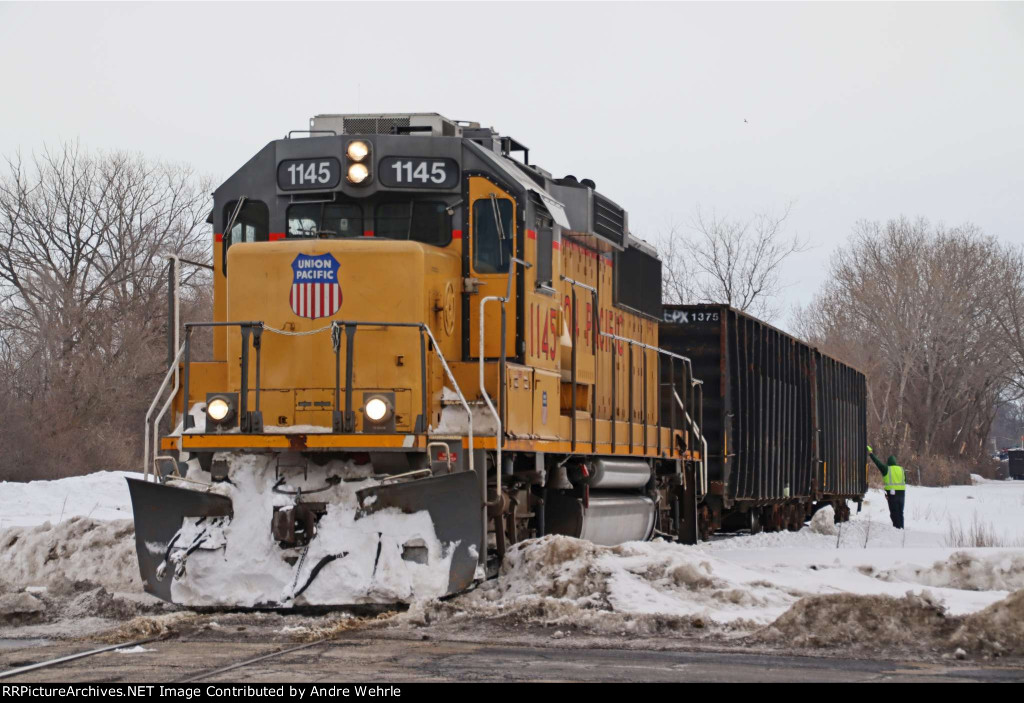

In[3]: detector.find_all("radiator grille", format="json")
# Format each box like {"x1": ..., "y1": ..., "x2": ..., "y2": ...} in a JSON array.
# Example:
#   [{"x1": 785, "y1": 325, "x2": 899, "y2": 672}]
[
  {"x1": 593, "y1": 193, "x2": 626, "y2": 247},
  {"x1": 343, "y1": 116, "x2": 411, "y2": 134}
]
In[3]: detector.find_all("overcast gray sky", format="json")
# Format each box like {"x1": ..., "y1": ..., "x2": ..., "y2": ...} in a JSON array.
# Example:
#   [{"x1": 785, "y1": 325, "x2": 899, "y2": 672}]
[{"x1": 2, "y1": 1, "x2": 1022, "y2": 326}]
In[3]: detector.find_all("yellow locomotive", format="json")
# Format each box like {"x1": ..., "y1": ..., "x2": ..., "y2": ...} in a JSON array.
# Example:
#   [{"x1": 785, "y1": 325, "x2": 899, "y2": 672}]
[{"x1": 132, "y1": 113, "x2": 704, "y2": 607}]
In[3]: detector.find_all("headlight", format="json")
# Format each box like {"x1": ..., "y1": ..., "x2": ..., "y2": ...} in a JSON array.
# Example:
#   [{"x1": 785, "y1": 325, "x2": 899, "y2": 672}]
[
  {"x1": 204, "y1": 392, "x2": 238, "y2": 431},
  {"x1": 347, "y1": 163, "x2": 369, "y2": 183},
  {"x1": 365, "y1": 397, "x2": 389, "y2": 422},
  {"x1": 208, "y1": 398, "x2": 230, "y2": 421},
  {"x1": 346, "y1": 140, "x2": 369, "y2": 162}
]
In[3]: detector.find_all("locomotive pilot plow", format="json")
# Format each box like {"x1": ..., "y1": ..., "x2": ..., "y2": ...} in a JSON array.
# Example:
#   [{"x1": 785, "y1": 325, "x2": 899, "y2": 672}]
[{"x1": 127, "y1": 468, "x2": 482, "y2": 607}]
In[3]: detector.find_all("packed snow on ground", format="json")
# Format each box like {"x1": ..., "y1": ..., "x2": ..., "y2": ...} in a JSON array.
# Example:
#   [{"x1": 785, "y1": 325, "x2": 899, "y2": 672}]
[
  {"x1": 423, "y1": 479, "x2": 1024, "y2": 640},
  {"x1": 3, "y1": 466, "x2": 1024, "y2": 650}
]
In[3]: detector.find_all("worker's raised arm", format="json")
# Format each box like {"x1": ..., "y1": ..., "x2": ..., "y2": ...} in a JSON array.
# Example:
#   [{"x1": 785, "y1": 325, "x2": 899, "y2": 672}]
[{"x1": 868, "y1": 446, "x2": 888, "y2": 475}]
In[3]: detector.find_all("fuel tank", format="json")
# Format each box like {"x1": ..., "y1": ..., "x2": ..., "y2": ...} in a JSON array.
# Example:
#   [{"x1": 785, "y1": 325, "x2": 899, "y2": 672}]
[{"x1": 545, "y1": 492, "x2": 656, "y2": 545}]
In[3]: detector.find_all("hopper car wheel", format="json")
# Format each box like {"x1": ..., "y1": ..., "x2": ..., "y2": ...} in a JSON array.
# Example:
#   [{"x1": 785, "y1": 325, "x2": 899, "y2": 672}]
[
  {"x1": 698, "y1": 505, "x2": 713, "y2": 541},
  {"x1": 749, "y1": 509, "x2": 763, "y2": 535},
  {"x1": 786, "y1": 504, "x2": 802, "y2": 531}
]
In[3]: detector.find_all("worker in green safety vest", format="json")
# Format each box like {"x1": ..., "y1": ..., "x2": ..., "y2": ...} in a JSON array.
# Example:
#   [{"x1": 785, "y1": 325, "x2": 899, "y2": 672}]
[{"x1": 868, "y1": 445, "x2": 906, "y2": 528}]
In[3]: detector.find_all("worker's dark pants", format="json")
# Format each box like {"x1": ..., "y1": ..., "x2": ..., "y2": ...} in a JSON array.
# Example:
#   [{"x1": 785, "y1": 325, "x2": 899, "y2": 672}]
[{"x1": 885, "y1": 491, "x2": 905, "y2": 529}]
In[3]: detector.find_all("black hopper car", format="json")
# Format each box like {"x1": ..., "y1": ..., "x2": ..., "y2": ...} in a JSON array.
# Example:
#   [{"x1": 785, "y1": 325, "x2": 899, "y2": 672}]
[{"x1": 661, "y1": 304, "x2": 867, "y2": 539}]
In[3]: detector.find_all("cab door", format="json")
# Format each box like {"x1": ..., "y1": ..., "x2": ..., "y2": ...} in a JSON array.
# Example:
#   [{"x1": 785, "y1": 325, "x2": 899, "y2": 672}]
[{"x1": 467, "y1": 176, "x2": 517, "y2": 359}]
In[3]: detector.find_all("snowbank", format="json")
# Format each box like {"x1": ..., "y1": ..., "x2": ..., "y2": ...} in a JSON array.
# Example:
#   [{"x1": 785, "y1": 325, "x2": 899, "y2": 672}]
[
  {"x1": 2, "y1": 468, "x2": 1022, "y2": 647},
  {"x1": 425, "y1": 536, "x2": 787, "y2": 633},
  {"x1": 757, "y1": 587, "x2": 1024, "y2": 656},
  {"x1": 422, "y1": 482, "x2": 1024, "y2": 632},
  {"x1": 756, "y1": 590, "x2": 958, "y2": 650},
  {"x1": 0, "y1": 517, "x2": 141, "y2": 593},
  {"x1": 0, "y1": 471, "x2": 138, "y2": 528},
  {"x1": 877, "y1": 551, "x2": 1024, "y2": 592}
]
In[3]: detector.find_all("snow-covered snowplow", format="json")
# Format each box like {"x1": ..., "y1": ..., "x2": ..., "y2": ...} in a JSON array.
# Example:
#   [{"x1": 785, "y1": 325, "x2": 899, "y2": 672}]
[
  {"x1": 135, "y1": 112, "x2": 706, "y2": 608},
  {"x1": 127, "y1": 464, "x2": 480, "y2": 606}
]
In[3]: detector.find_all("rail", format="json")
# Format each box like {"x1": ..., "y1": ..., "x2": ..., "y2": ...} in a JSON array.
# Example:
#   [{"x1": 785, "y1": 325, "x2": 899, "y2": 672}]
[{"x1": 0, "y1": 636, "x2": 166, "y2": 679}]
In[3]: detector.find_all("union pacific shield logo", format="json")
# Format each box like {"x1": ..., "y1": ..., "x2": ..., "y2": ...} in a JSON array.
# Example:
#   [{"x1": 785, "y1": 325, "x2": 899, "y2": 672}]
[{"x1": 290, "y1": 253, "x2": 342, "y2": 319}]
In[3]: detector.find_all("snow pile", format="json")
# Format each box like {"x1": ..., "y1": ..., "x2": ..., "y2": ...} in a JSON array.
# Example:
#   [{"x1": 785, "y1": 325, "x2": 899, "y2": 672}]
[
  {"x1": 952, "y1": 589, "x2": 1024, "y2": 655},
  {"x1": 877, "y1": 551, "x2": 1024, "y2": 592},
  {"x1": 164, "y1": 453, "x2": 461, "y2": 607},
  {"x1": 808, "y1": 505, "x2": 838, "y2": 535},
  {"x1": 0, "y1": 471, "x2": 138, "y2": 528},
  {"x1": 0, "y1": 592, "x2": 46, "y2": 618},
  {"x1": 424, "y1": 535, "x2": 794, "y2": 632},
  {"x1": 757, "y1": 587, "x2": 1024, "y2": 656},
  {"x1": 756, "y1": 590, "x2": 957, "y2": 651},
  {"x1": 0, "y1": 517, "x2": 140, "y2": 593}
]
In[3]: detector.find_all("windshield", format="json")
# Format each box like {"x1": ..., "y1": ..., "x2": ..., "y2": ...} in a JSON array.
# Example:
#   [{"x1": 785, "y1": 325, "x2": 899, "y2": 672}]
[
  {"x1": 375, "y1": 201, "x2": 451, "y2": 246},
  {"x1": 287, "y1": 202, "x2": 363, "y2": 238},
  {"x1": 285, "y1": 199, "x2": 452, "y2": 245}
]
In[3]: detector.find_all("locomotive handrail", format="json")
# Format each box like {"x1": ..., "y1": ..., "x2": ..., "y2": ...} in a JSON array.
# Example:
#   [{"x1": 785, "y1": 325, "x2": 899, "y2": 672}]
[
  {"x1": 144, "y1": 256, "x2": 183, "y2": 482},
  {"x1": 599, "y1": 330, "x2": 703, "y2": 462},
  {"x1": 562, "y1": 275, "x2": 598, "y2": 452},
  {"x1": 479, "y1": 295, "x2": 506, "y2": 516},
  {"x1": 477, "y1": 255, "x2": 531, "y2": 537},
  {"x1": 182, "y1": 321, "x2": 265, "y2": 434},
  {"x1": 164, "y1": 318, "x2": 476, "y2": 486},
  {"x1": 674, "y1": 388, "x2": 708, "y2": 499},
  {"x1": 144, "y1": 342, "x2": 186, "y2": 481}
]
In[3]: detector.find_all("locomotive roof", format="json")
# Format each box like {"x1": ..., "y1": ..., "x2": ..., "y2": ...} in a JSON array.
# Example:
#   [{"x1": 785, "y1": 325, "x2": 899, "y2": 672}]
[{"x1": 284, "y1": 112, "x2": 637, "y2": 252}]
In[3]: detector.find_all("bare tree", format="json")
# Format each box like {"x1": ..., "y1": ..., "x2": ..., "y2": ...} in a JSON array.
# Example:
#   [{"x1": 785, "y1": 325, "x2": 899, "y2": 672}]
[
  {"x1": 0, "y1": 143, "x2": 212, "y2": 479},
  {"x1": 797, "y1": 217, "x2": 1019, "y2": 479},
  {"x1": 997, "y1": 245, "x2": 1024, "y2": 396},
  {"x1": 658, "y1": 203, "x2": 808, "y2": 321}
]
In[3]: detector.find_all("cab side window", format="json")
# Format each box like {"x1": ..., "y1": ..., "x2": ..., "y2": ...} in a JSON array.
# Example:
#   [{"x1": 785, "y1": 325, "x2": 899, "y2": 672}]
[
  {"x1": 535, "y1": 226, "x2": 554, "y2": 288},
  {"x1": 224, "y1": 200, "x2": 269, "y2": 244},
  {"x1": 222, "y1": 200, "x2": 269, "y2": 273},
  {"x1": 472, "y1": 199, "x2": 514, "y2": 274}
]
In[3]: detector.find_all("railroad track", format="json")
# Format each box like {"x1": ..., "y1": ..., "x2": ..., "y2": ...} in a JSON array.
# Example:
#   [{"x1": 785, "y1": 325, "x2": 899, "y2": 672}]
[
  {"x1": 176, "y1": 638, "x2": 334, "y2": 683},
  {"x1": 0, "y1": 635, "x2": 336, "y2": 682},
  {"x1": 0, "y1": 636, "x2": 165, "y2": 680}
]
